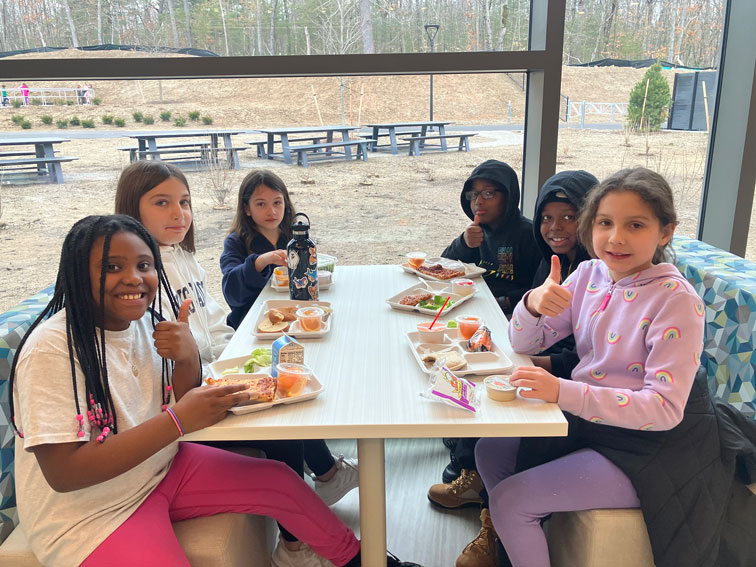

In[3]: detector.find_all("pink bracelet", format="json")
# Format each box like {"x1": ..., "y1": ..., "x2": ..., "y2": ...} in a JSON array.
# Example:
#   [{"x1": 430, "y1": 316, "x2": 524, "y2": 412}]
[{"x1": 166, "y1": 407, "x2": 184, "y2": 437}]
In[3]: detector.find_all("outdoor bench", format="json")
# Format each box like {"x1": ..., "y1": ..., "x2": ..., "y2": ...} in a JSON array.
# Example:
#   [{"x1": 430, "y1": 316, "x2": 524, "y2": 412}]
[
  {"x1": 0, "y1": 151, "x2": 37, "y2": 158},
  {"x1": 545, "y1": 234, "x2": 756, "y2": 567},
  {"x1": 0, "y1": 286, "x2": 275, "y2": 566},
  {"x1": 117, "y1": 141, "x2": 212, "y2": 163},
  {"x1": 403, "y1": 133, "x2": 476, "y2": 156},
  {"x1": 0, "y1": 156, "x2": 77, "y2": 184},
  {"x1": 294, "y1": 139, "x2": 374, "y2": 167},
  {"x1": 358, "y1": 130, "x2": 421, "y2": 151},
  {"x1": 247, "y1": 137, "x2": 326, "y2": 159}
]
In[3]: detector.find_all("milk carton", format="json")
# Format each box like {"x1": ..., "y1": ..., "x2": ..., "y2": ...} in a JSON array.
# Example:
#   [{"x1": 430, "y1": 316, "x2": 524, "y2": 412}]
[{"x1": 271, "y1": 333, "x2": 304, "y2": 377}]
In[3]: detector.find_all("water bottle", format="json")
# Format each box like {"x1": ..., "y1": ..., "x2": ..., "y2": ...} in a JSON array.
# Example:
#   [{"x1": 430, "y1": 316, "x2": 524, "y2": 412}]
[{"x1": 287, "y1": 213, "x2": 318, "y2": 301}]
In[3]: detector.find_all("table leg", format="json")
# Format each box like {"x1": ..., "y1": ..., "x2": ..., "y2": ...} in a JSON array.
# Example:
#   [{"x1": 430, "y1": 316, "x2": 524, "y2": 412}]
[
  {"x1": 389, "y1": 128, "x2": 398, "y2": 155},
  {"x1": 281, "y1": 134, "x2": 292, "y2": 164},
  {"x1": 147, "y1": 138, "x2": 158, "y2": 160},
  {"x1": 222, "y1": 134, "x2": 239, "y2": 169},
  {"x1": 439, "y1": 125, "x2": 448, "y2": 151},
  {"x1": 357, "y1": 438, "x2": 387, "y2": 567},
  {"x1": 266, "y1": 134, "x2": 275, "y2": 160},
  {"x1": 371, "y1": 127, "x2": 379, "y2": 151},
  {"x1": 342, "y1": 129, "x2": 353, "y2": 160}
]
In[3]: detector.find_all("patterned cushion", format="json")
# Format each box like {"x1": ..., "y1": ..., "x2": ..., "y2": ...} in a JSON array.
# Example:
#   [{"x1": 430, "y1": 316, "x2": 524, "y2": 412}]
[
  {"x1": 672, "y1": 236, "x2": 756, "y2": 419},
  {"x1": 0, "y1": 286, "x2": 55, "y2": 544}
]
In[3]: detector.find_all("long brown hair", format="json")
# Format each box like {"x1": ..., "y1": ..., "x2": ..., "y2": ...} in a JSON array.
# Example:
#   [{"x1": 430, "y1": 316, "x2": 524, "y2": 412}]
[
  {"x1": 114, "y1": 160, "x2": 195, "y2": 253},
  {"x1": 229, "y1": 169, "x2": 295, "y2": 254},
  {"x1": 578, "y1": 167, "x2": 678, "y2": 265}
]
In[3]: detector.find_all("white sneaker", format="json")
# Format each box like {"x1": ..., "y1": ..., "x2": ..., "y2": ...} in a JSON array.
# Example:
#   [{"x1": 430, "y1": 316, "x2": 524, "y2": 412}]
[
  {"x1": 313, "y1": 454, "x2": 359, "y2": 506},
  {"x1": 271, "y1": 535, "x2": 335, "y2": 567}
]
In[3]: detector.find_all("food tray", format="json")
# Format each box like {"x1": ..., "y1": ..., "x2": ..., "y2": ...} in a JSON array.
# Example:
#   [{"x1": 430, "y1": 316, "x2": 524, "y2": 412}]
[
  {"x1": 386, "y1": 280, "x2": 476, "y2": 316},
  {"x1": 270, "y1": 274, "x2": 332, "y2": 292},
  {"x1": 252, "y1": 299, "x2": 332, "y2": 339},
  {"x1": 205, "y1": 357, "x2": 325, "y2": 415},
  {"x1": 406, "y1": 328, "x2": 513, "y2": 377},
  {"x1": 401, "y1": 257, "x2": 486, "y2": 281}
]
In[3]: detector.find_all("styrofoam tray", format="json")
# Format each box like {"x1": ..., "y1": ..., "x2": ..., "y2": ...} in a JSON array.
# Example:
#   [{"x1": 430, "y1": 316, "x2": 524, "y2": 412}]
[
  {"x1": 401, "y1": 257, "x2": 486, "y2": 281},
  {"x1": 208, "y1": 355, "x2": 324, "y2": 414},
  {"x1": 270, "y1": 274, "x2": 332, "y2": 292},
  {"x1": 252, "y1": 299, "x2": 332, "y2": 339},
  {"x1": 406, "y1": 327, "x2": 513, "y2": 377},
  {"x1": 386, "y1": 280, "x2": 476, "y2": 316}
]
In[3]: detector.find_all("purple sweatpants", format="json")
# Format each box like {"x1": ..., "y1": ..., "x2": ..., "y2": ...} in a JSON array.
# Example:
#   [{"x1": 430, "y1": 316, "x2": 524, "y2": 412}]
[
  {"x1": 475, "y1": 437, "x2": 640, "y2": 567},
  {"x1": 81, "y1": 443, "x2": 360, "y2": 567}
]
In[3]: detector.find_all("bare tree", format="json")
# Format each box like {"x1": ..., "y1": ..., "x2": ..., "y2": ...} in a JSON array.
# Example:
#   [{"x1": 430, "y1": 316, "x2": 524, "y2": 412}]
[
  {"x1": 182, "y1": 0, "x2": 193, "y2": 47},
  {"x1": 62, "y1": 0, "x2": 79, "y2": 47},
  {"x1": 167, "y1": 0, "x2": 180, "y2": 48},
  {"x1": 219, "y1": 0, "x2": 230, "y2": 55},
  {"x1": 497, "y1": 0, "x2": 508, "y2": 51},
  {"x1": 360, "y1": 0, "x2": 374, "y2": 54}
]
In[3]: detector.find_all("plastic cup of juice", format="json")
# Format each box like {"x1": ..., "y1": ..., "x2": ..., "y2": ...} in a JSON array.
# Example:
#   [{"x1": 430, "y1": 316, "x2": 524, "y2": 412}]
[
  {"x1": 417, "y1": 321, "x2": 447, "y2": 343},
  {"x1": 273, "y1": 266, "x2": 289, "y2": 286},
  {"x1": 406, "y1": 252, "x2": 427, "y2": 269},
  {"x1": 296, "y1": 307, "x2": 325, "y2": 332},
  {"x1": 276, "y1": 363, "x2": 311, "y2": 397},
  {"x1": 450, "y1": 277, "x2": 476, "y2": 297},
  {"x1": 456, "y1": 315, "x2": 483, "y2": 340}
]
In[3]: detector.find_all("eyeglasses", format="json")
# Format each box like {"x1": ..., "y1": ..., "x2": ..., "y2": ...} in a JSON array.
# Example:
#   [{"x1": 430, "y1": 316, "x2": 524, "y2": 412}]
[{"x1": 464, "y1": 190, "x2": 498, "y2": 201}]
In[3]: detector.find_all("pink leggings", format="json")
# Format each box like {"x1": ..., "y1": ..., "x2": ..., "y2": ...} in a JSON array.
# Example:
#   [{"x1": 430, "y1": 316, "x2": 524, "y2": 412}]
[
  {"x1": 476, "y1": 437, "x2": 640, "y2": 567},
  {"x1": 81, "y1": 443, "x2": 360, "y2": 567}
]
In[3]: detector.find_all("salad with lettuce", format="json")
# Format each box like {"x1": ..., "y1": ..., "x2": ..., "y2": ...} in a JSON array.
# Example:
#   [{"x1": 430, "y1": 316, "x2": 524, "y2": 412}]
[
  {"x1": 418, "y1": 295, "x2": 455, "y2": 312},
  {"x1": 221, "y1": 348, "x2": 273, "y2": 375}
]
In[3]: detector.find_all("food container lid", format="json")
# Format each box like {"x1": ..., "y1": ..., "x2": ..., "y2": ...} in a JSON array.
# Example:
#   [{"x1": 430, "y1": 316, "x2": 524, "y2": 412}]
[
  {"x1": 484, "y1": 376, "x2": 517, "y2": 401},
  {"x1": 451, "y1": 278, "x2": 475, "y2": 286},
  {"x1": 296, "y1": 307, "x2": 325, "y2": 318},
  {"x1": 276, "y1": 362, "x2": 311, "y2": 375}
]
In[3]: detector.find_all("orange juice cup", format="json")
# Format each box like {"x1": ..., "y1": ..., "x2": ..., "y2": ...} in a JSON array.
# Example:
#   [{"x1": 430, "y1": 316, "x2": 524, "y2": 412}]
[
  {"x1": 276, "y1": 363, "x2": 311, "y2": 397},
  {"x1": 296, "y1": 307, "x2": 325, "y2": 332},
  {"x1": 406, "y1": 252, "x2": 426, "y2": 269},
  {"x1": 456, "y1": 315, "x2": 483, "y2": 340},
  {"x1": 417, "y1": 321, "x2": 447, "y2": 343},
  {"x1": 273, "y1": 266, "x2": 289, "y2": 286}
]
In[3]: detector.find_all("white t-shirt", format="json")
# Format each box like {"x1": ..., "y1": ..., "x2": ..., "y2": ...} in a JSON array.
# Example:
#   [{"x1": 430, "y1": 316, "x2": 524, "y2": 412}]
[
  {"x1": 13, "y1": 311, "x2": 178, "y2": 567},
  {"x1": 160, "y1": 245, "x2": 233, "y2": 375}
]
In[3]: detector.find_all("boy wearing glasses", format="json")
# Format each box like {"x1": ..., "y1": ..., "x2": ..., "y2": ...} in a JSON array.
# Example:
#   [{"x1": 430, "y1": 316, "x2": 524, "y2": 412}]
[{"x1": 442, "y1": 159, "x2": 540, "y2": 316}]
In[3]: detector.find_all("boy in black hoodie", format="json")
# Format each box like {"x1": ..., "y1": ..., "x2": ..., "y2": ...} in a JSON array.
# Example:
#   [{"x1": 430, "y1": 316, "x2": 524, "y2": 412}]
[{"x1": 442, "y1": 160, "x2": 540, "y2": 315}]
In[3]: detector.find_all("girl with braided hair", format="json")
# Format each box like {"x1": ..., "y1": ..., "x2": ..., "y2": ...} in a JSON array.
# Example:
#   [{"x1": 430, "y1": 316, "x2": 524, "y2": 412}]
[{"x1": 10, "y1": 215, "x2": 417, "y2": 567}]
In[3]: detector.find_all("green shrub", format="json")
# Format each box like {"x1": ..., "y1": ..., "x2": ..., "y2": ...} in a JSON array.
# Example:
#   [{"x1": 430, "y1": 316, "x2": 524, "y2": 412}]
[
  {"x1": 188, "y1": 110, "x2": 200, "y2": 121},
  {"x1": 132, "y1": 111, "x2": 144, "y2": 122},
  {"x1": 66, "y1": 99, "x2": 75, "y2": 106},
  {"x1": 69, "y1": 116, "x2": 80, "y2": 126},
  {"x1": 202, "y1": 115, "x2": 213, "y2": 125},
  {"x1": 92, "y1": 97, "x2": 102, "y2": 105},
  {"x1": 40, "y1": 114, "x2": 53, "y2": 125},
  {"x1": 102, "y1": 115, "x2": 114, "y2": 125},
  {"x1": 174, "y1": 117, "x2": 186, "y2": 127},
  {"x1": 56, "y1": 119, "x2": 69, "y2": 129},
  {"x1": 12, "y1": 100, "x2": 22, "y2": 108},
  {"x1": 160, "y1": 111, "x2": 172, "y2": 121},
  {"x1": 627, "y1": 63, "x2": 671, "y2": 131},
  {"x1": 30, "y1": 98, "x2": 42, "y2": 106},
  {"x1": 54, "y1": 99, "x2": 65, "y2": 106},
  {"x1": 20, "y1": 120, "x2": 32, "y2": 129},
  {"x1": 143, "y1": 115, "x2": 155, "y2": 125},
  {"x1": 114, "y1": 117, "x2": 126, "y2": 127},
  {"x1": 10, "y1": 114, "x2": 23, "y2": 125},
  {"x1": 81, "y1": 119, "x2": 95, "y2": 128}
]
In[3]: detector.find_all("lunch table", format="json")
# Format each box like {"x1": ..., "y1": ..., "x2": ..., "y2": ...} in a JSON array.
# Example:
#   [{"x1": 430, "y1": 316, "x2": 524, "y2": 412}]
[
  {"x1": 361, "y1": 121, "x2": 452, "y2": 154},
  {"x1": 126, "y1": 129, "x2": 246, "y2": 169},
  {"x1": 183, "y1": 265, "x2": 567, "y2": 565},
  {"x1": 0, "y1": 137, "x2": 76, "y2": 183},
  {"x1": 252, "y1": 125, "x2": 361, "y2": 164}
]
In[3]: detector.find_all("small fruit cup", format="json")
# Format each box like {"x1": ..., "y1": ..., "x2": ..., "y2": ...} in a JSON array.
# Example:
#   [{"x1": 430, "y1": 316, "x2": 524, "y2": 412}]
[
  {"x1": 276, "y1": 363, "x2": 311, "y2": 397},
  {"x1": 456, "y1": 315, "x2": 483, "y2": 340},
  {"x1": 296, "y1": 306, "x2": 325, "y2": 332},
  {"x1": 273, "y1": 266, "x2": 289, "y2": 287},
  {"x1": 406, "y1": 252, "x2": 427, "y2": 270},
  {"x1": 450, "y1": 277, "x2": 476, "y2": 297},
  {"x1": 417, "y1": 321, "x2": 447, "y2": 343}
]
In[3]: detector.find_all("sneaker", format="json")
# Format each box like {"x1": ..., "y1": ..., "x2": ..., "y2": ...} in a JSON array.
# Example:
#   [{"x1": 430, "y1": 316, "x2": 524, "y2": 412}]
[
  {"x1": 387, "y1": 551, "x2": 423, "y2": 566},
  {"x1": 442, "y1": 452, "x2": 462, "y2": 484},
  {"x1": 427, "y1": 469, "x2": 484, "y2": 509},
  {"x1": 313, "y1": 455, "x2": 359, "y2": 505},
  {"x1": 455, "y1": 508, "x2": 498, "y2": 567},
  {"x1": 271, "y1": 535, "x2": 335, "y2": 567}
]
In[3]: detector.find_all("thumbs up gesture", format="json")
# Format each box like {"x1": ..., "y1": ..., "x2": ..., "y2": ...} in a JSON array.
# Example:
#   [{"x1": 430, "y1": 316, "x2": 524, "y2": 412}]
[
  {"x1": 525, "y1": 255, "x2": 573, "y2": 317},
  {"x1": 153, "y1": 299, "x2": 197, "y2": 362},
  {"x1": 463, "y1": 214, "x2": 484, "y2": 248}
]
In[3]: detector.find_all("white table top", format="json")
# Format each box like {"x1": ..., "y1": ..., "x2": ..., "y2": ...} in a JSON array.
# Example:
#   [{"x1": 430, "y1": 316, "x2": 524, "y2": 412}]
[{"x1": 183, "y1": 265, "x2": 567, "y2": 442}]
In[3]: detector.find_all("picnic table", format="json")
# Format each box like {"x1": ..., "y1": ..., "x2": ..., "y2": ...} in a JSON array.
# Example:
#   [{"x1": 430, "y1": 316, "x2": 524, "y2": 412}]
[
  {"x1": 0, "y1": 137, "x2": 77, "y2": 184},
  {"x1": 124, "y1": 129, "x2": 247, "y2": 169},
  {"x1": 252, "y1": 125, "x2": 365, "y2": 165},
  {"x1": 362, "y1": 121, "x2": 453, "y2": 154},
  {"x1": 184, "y1": 264, "x2": 567, "y2": 565}
]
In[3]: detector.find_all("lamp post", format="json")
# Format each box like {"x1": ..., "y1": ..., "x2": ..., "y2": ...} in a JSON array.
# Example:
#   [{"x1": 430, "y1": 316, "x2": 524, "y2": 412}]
[{"x1": 425, "y1": 24, "x2": 440, "y2": 127}]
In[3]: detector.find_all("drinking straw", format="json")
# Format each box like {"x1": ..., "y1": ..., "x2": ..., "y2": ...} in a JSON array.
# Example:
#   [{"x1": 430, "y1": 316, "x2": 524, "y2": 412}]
[{"x1": 429, "y1": 296, "x2": 451, "y2": 329}]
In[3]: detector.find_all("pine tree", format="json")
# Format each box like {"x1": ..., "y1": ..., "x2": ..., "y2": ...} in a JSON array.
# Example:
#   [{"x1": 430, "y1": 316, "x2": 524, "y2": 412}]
[{"x1": 627, "y1": 63, "x2": 671, "y2": 131}]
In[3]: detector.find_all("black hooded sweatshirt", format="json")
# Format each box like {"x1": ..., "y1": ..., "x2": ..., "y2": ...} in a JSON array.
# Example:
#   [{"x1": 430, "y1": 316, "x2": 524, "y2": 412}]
[
  {"x1": 531, "y1": 169, "x2": 598, "y2": 286},
  {"x1": 442, "y1": 160, "x2": 540, "y2": 311}
]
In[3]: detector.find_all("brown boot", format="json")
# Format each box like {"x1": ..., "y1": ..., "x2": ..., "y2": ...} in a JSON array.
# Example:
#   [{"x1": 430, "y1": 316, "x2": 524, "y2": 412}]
[
  {"x1": 427, "y1": 469, "x2": 484, "y2": 509},
  {"x1": 455, "y1": 508, "x2": 498, "y2": 567}
]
